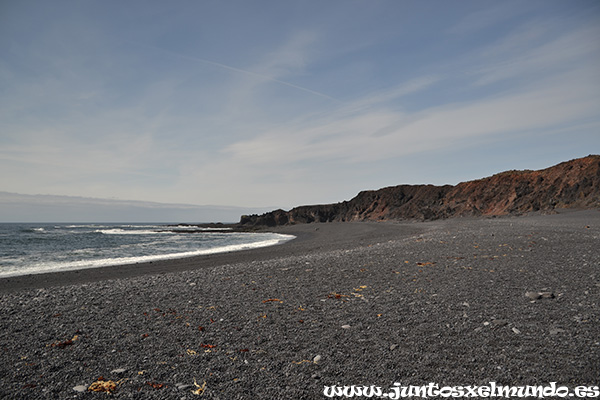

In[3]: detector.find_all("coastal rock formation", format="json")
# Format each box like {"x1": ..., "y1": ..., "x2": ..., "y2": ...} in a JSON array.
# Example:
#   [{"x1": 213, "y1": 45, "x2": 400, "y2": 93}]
[{"x1": 240, "y1": 155, "x2": 600, "y2": 226}]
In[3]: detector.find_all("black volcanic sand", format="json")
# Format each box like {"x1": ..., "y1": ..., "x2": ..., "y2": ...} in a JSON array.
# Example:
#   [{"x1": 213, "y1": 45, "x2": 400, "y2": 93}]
[{"x1": 0, "y1": 210, "x2": 598, "y2": 399}]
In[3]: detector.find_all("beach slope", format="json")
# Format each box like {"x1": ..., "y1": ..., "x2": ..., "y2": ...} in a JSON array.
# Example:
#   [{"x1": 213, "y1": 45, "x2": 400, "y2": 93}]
[{"x1": 0, "y1": 210, "x2": 598, "y2": 398}]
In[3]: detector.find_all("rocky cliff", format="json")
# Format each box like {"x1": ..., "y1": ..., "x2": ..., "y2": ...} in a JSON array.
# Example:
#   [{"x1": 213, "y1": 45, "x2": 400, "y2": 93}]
[{"x1": 240, "y1": 155, "x2": 600, "y2": 226}]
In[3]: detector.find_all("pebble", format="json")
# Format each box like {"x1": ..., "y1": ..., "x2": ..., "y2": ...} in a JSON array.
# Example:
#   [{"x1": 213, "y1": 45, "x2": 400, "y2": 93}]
[
  {"x1": 313, "y1": 355, "x2": 322, "y2": 364},
  {"x1": 111, "y1": 368, "x2": 127, "y2": 374},
  {"x1": 341, "y1": 325, "x2": 351, "y2": 329},
  {"x1": 390, "y1": 344, "x2": 398, "y2": 351},
  {"x1": 525, "y1": 291, "x2": 555, "y2": 300},
  {"x1": 73, "y1": 385, "x2": 87, "y2": 392},
  {"x1": 525, "y1": 291, "x2": 541, "y2": 300},
  {"x1": 176, "y1": 383, "x2": 192, "y2": 390},
  {"x1": 512, "y1": 327, "x2": 521, "y2": 334}
]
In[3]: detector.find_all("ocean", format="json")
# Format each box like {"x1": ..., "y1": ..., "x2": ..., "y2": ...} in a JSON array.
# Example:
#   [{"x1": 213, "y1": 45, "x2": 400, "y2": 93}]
[{"x1": 0, "y1": 223, "x2": 294, "y2": 278}]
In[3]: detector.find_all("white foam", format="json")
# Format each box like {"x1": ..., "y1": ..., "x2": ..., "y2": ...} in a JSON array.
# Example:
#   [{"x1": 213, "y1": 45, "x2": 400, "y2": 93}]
[
  {"x1": 0, "y1": 234, "x2": 295, "y2": 278},
  {"x1": 65, "y1": 224, "x2": 108, "y2": 228},
  {"x1": 65, "y1": 224, "x2": 162, "y2": 229},
  {"x1": 95, "y1": 228, "x2": 169, "y2": 235},
  {"x1": 171, "y1": 226, "x2": 233, "y2": 231}
]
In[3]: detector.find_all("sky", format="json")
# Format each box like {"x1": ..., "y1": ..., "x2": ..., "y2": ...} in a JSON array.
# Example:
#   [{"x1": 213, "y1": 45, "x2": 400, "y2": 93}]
[{"x1": 1, "y1": 0, "x2": 599, "y2": 215}]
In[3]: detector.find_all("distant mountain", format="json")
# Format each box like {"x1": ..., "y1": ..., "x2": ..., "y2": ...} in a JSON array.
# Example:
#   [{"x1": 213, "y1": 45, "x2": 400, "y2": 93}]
[
  {"x1": 240, "y1": 155, "x2": 600, "y2": 226},
  {"x1": 0, "y1": 192, "x2": 273, "y2": 223}
]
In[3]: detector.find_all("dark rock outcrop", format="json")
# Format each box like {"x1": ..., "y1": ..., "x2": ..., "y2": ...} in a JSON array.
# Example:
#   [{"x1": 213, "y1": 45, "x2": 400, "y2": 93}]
[{"x1": 240, "y1": 155, "x2": 600, "y2": 226}]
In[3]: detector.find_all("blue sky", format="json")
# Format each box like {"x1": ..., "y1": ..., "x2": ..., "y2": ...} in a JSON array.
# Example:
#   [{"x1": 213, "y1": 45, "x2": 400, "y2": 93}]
[{"x1": 1, "y1": 0, "x2": 599, "y2": 211}]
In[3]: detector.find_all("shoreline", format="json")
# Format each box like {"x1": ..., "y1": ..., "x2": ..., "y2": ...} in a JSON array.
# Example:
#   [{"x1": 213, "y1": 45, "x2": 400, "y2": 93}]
[
  {"x1": 1, "y1": 211, "x2": 598, "y2": 398},
  {"x1": 0, "y1": 221, "x2": 425, "y2": 292},
  {"x1": 0, "y1": 230, "x2": 296, "y2": 284}
]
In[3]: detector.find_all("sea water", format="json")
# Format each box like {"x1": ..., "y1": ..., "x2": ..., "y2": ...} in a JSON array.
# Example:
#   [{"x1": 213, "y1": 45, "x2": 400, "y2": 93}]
[{"x1": 0, "y1": 223, "x2": 294, "y2": 278}]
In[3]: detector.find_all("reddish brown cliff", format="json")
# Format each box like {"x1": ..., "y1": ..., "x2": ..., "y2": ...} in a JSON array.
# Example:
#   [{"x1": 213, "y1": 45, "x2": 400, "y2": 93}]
[{"x1": 240, "y1": 155, "x2": 600, "y2": 226}]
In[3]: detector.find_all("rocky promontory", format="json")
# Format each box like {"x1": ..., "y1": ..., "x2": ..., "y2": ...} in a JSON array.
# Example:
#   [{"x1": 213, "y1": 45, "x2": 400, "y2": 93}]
[{"x1": 240, "y1": 155, "x2": 600, "y2": 226}]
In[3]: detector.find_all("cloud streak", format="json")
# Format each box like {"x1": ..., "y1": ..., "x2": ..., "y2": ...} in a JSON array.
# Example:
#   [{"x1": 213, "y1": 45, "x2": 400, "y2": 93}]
[
  {"x1": 122, "y1": 34, "x2": 338, "y2": 102},
  {"x1": 223, "y1": 39, "x2": 598, "y2": 168},
  {"x1": 0, "y1": 1, "x2": 598, "y2": 211}
]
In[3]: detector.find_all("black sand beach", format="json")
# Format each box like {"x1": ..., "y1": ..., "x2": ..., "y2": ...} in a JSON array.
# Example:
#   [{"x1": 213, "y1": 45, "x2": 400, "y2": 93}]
[{"x1": 1, "y1": 210, "x2": 598, "y2": 398}]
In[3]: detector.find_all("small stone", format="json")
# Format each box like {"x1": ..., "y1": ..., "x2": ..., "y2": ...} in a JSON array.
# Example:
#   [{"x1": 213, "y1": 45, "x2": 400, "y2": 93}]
[
  {"x1": 525, "y1": 292, "x2": 541, "y2": 300},
  {"x1": 313, "y1": 355, "x2": 322, "y2": 364},
  {"x1": 176, "y1": 383, "x2": 192, "y2": 390},
  {"x1": 341, "y1": 325, "x2": 351, "y2": 329},
  {"x1": 390, "y1": 344, "x2": 398, "y2": 351},
  {"x1": 512, "y1": 327, "x2": 521, "y2": 334},
  {"x1": 492, "y1": 319, "x2": 508, "y2": 327},
  {"x1": 526, "y1": 291, "x2": 555, "y2": 300},
  {"x1": 73, "y1": 385, "x2": 87, "y2": 392},
  {"x1": 111, "y1": 368, "x2": 126, "y2": 374}
]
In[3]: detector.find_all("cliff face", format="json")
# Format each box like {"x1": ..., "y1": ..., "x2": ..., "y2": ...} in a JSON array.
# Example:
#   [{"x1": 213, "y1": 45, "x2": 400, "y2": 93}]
[{"x1": 240, "y1": 155, "x2": 600, "y2": 226}]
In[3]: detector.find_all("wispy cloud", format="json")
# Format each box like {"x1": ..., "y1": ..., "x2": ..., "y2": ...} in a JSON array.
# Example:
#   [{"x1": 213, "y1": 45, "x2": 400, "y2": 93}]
[
  {"x1": 446, "y1": 2, "x2": 527, "y2": 36},
  {"x1": 222, "y1": 29, "x2": 598, "y2": 167},
  {"x1": 122, "y1": 30, "x2": 337, "y2": 102},
  {"x1": 470, "y1": 24, "x2": 600, "y2": 86},
  {"x1": 1, "y1": 1, "x2": 598, "y2": 211},
  {"x1": 0, "y1": 192, "x2": 271, "y2": 222}
]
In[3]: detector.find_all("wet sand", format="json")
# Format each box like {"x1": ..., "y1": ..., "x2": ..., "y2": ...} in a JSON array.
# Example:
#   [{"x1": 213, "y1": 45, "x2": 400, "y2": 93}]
[{"x1": 0, "y1": 210, "x2": 598, "y2": 398}]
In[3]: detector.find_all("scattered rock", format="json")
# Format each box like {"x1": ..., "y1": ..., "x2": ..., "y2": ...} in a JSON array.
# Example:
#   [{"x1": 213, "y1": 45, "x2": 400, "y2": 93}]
[
  {"x1": 525, "y1": 291, "x2": 541, "y2": 300},
  {"x1": 313, "y1": 355, "x2": 322, "y2": 364},
  {"x1": 390, "y1": 344, "x2": 398, "y2": 351},
  {"x1": 525, "y1": 291, "x2": 555, "y2": 300},
  {"x1": 176, "y1": 383, "x2": 192, "y2": 390},
  {"x1": 111, "y1": 368, "x2": 127, "y2": 374},
  {"x1": 341, "y1": 325, "x2": 351, "y2": 329},
  {"x1": 512, "y1": 327, "x2": 521, "y2": 334},
  {"x1": 73, "y1": 385, "x2": 87, "y2": 392}
]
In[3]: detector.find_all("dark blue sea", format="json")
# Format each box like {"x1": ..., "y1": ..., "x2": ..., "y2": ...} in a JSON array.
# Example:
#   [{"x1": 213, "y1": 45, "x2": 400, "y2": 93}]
[{"x1": 0, "y1": 223, "x2": 294, "y2": 278}]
